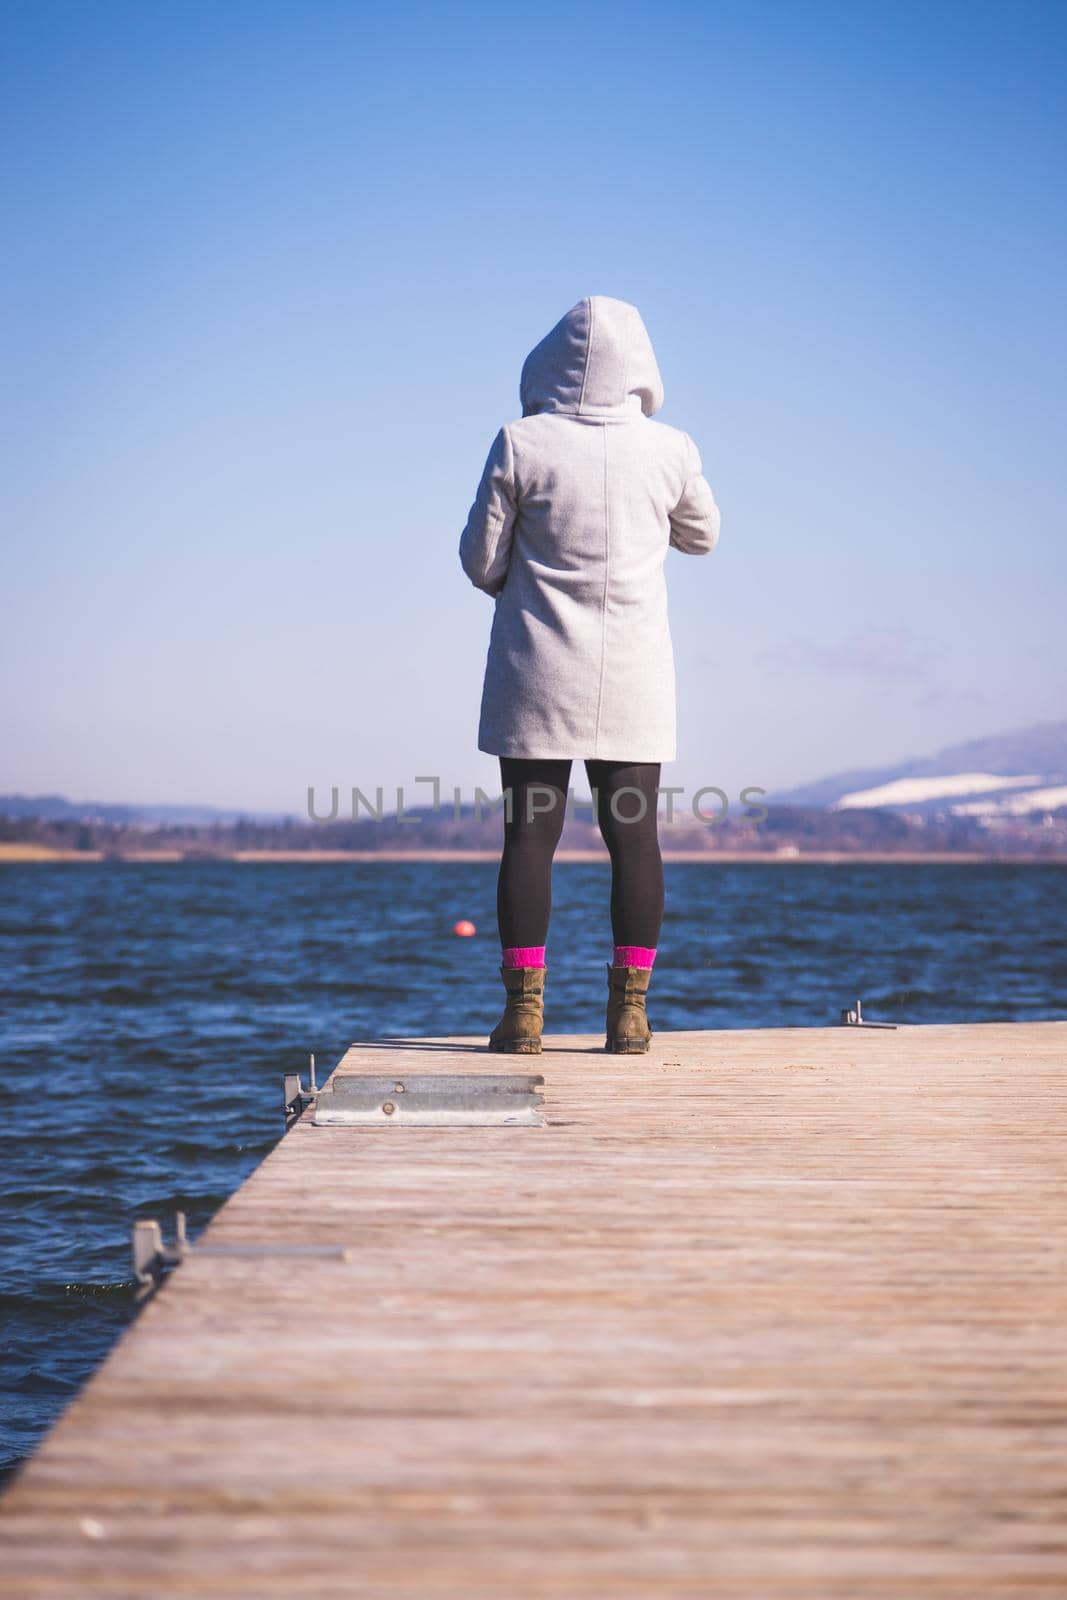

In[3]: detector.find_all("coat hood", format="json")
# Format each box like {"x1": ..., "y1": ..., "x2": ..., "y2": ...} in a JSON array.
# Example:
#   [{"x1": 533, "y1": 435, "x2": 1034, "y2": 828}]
[{"x1": 520, "y1": 296, "x2": 664, "y2": 419}]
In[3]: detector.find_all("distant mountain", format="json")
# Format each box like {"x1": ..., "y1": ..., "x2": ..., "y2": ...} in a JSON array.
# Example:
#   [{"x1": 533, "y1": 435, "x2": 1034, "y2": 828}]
[
  {"x1": 5, "y1": 720, "x2": 1067, "y2": 833},
  {"x1": 771, "y1": 720, "x2": 1067, "y2": 816},
  {"x1": 0, "y1": 795, "x2": 288, "y2": 826}
]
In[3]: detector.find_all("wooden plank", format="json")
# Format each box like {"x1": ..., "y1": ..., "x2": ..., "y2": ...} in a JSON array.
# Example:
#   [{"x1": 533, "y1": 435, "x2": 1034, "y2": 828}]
[{"x1": 2, "y1": 1021, "x2": 1066, "y2": 1598}]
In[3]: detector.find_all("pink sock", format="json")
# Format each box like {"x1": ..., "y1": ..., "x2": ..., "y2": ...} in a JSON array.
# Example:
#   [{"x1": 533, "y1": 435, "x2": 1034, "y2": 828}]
[
  {"x1": 502, "y1": 945, "x2": 546, "y2": 968},
  {"x1": 613, "y1": 945, "x2": 657, "y2": 969}
]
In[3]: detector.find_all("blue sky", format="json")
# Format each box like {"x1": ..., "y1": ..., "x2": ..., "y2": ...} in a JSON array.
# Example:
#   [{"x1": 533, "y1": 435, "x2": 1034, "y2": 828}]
[{"x1": 3, "y1": 0, "x2": 1065, "y2": 810}]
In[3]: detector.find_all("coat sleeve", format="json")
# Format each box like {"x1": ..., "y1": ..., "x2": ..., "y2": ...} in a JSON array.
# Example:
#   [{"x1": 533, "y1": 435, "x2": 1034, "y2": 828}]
[
  {"x1": 669, "y1": 433, "x2": 721, "y2": 555},
  {"x1": 459, "y1": 426, "x2": 518, "y2": 597}
]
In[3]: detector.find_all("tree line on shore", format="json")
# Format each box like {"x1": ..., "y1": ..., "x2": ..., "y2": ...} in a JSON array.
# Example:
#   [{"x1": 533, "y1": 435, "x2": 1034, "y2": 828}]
[{"x1": 2, "y1": 803, "x2": 1063, "y2": 857}]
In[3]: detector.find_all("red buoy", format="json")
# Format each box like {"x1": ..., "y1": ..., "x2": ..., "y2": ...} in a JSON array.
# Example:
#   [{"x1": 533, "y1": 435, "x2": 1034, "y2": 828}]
[{"x1": 453, "y1": 919, "x2": 477, "y2": 938}]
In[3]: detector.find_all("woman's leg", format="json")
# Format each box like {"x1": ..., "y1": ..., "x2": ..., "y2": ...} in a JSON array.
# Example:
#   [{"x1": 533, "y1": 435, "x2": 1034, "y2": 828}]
[
  {"x1": 585, "y1": 761, "x2": 664, "y2": 956},
  {"x1": 496, "y1": 757, "x2": 572, "y2": 953}
]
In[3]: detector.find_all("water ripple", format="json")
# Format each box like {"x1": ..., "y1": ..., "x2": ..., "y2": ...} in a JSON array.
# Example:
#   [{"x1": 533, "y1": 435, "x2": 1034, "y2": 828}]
[{"x1": 0, "y1": 859, "x2": 1064, "y2": 1482}]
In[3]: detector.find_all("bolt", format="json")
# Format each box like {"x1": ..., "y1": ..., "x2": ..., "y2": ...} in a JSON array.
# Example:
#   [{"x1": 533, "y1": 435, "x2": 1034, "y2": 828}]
[{"x1": 382, "y1": 1101, "x2": 396, "y2": 1116}]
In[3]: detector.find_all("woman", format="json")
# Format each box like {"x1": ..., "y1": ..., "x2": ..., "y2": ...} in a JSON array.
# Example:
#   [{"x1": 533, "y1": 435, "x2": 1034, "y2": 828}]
[{"x1": 460, "y1": 295, "x2": 720, "y2": 1054}]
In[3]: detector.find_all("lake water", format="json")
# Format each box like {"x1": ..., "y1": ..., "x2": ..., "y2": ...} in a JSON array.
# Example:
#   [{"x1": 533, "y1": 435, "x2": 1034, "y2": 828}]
[{"x1": 1, "y1": 860, "x2": 1064, "y2": 1481}]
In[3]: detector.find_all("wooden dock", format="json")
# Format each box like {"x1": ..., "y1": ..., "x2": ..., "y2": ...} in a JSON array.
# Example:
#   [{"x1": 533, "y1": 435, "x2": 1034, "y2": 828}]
[{"x1": 2, "y1": 1021, "x2": 1066, "y2": 1597}]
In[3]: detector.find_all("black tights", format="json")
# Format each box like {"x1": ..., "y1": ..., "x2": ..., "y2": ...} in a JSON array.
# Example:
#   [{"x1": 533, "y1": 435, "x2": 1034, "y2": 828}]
[{"x1": 496, "y1": 758, "x2": 664, "y2": 951}]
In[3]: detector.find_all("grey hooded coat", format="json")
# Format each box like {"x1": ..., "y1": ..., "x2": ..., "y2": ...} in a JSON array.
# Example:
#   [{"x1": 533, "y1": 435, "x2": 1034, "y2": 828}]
[{"x1": 460, "y1": 296, "x2": 720, "y2": 762}]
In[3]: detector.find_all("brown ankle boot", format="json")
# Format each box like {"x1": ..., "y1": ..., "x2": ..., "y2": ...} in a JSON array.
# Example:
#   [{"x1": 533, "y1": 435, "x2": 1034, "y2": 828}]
[
  {"x1": 488, "y1": 965, "x2": 546, "y2": 1054},
  {"x1": 605, "y1": 965, "x2": 653, "y2": 1054}
]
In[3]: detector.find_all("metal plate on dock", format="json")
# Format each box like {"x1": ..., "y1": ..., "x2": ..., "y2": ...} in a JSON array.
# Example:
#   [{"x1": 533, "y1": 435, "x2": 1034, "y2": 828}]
[{"x1": 312, "y1": 1072, "x2": 545, "y2": 1127}]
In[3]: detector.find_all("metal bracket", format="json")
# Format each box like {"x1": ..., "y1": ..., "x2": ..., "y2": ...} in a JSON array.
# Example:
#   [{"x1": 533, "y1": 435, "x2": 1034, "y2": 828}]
[
  {"x1": 313, "y1": 1072, "x2": 546, "y2": 1127},
  {"x1": 839, "y1": 998, "x2": 897, "y2": 1029},
  {"x1": 131, "y1": 1208, "x2": 350, "y2": 1301},
  {"x1": 131, "y1": 1213, "x2": 188, "y2": 1299},
  {"x1": 283, "y1": 1053, "x2": 320, "y2": 1125}
]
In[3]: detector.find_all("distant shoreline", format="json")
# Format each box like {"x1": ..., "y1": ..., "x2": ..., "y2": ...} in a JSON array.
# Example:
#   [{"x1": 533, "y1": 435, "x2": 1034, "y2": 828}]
[{"x1": 2, "y1": 844, "x2": 1065, "y2": 866}]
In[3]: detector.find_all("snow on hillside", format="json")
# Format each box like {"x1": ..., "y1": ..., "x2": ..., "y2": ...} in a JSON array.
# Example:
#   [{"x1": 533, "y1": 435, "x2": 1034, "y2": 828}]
[
  {"x1": 833, "y1": 773, "x2": 1041, "y2": 811},
  {"x1": 773, "y1": 721, "x2": 1067, "y2": 812},
  {"x1": 952, "y1": 785, "x2": 1067, "y2": 818}
]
